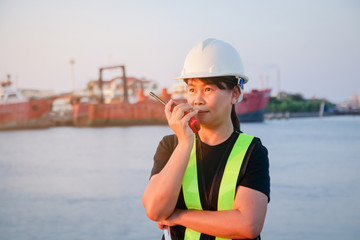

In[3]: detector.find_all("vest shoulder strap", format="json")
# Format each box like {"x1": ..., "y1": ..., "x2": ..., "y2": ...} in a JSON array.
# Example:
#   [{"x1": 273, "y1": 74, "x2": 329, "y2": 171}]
[
  {"x1": 218, "y1": 133, "x2": 254, "y2": 211},
  {"x1": 182, "y1": 137, "x2": 203, "y2": 211}
]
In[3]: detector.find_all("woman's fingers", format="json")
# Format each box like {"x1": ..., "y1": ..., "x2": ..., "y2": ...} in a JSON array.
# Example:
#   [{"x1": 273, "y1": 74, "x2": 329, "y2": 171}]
[
  {"x1": 165, "y1": 100, "x2": 195, "y2": 121},
  {"x1": 157, "y1": 222, "x2": 165, "y2": 230},
  {"x1": 181, "y1": 109, "x2": 199, "y2": 123},
  {"x1": 164, "y1": 99, "x2": 174, "y2": 120},
  {"x1": 164, "y1": 100, "x2": 199, "y2": 139}
]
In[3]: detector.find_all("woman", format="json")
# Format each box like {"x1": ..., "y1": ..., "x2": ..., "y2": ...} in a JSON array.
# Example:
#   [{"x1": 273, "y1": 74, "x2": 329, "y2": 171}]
[{"x1": 143, "y1": 38, "x2": 270, "y2": 240}]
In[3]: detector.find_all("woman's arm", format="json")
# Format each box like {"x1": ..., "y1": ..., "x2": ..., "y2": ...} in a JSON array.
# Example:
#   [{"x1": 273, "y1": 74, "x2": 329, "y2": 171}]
[
  {"x1": 142, "y1": 101, "x2": 199, "y2": 221},
  {"x1": 142, "y1": 141, "x2": 193, "y2": 221},
  {"x1": 160, "y1": 186, "x2": 268, "y2": 239}
]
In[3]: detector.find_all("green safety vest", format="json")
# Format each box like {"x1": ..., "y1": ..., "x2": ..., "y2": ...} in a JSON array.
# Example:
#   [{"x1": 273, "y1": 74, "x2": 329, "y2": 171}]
[{"x1": 182, "y1": 133, "x2": 254, "y2": 240}]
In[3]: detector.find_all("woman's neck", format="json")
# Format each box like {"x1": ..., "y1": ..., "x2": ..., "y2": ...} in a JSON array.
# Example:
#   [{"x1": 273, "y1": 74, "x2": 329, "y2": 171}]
[{"x1": 198, "y1": 120, "x2": 234, "y2": 146}]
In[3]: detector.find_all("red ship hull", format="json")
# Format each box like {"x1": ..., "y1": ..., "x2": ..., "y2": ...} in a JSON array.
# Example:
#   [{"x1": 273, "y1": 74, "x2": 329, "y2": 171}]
[
  {"x1": 72, "y1": 100, "x2": 167, "y2": 126},
  {"x1": 0, "y1": 99, "x2": 53, "y2": 130},
  {"x1": 235, "y1": 89, "x2": 271, "y2": 122}
]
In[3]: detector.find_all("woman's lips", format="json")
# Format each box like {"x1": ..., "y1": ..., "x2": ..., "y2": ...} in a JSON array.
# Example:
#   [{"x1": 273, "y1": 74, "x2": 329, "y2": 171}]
[{"x1": 197, "y1": 110, "x2": 209, "y2": 114}]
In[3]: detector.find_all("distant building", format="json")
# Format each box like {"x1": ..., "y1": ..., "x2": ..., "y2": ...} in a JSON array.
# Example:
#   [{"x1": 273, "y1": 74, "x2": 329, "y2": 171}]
[
  {"x1": 84, "y1": 77, "x2": 157, "y2": 104},
  {"x1": 1, "y1": 78, "x2": 54, "y2": 101},
  {"x1": 338, "y1": 92, "x2": 360, "y2": 111},
  {"x1": 276, "y1": 91, "x2": 287, "y2": 100},
  {"x1": 21, "y1": 89, "x2": 55, "y2": 99}
]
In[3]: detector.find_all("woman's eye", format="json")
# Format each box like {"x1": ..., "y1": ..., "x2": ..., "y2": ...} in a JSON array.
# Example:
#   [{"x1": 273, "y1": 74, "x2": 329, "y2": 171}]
[
  {"x1": 188, "y1": 88, "x2": 195, "y2": 93},
  {"x1": 205, "y1": 87, "x2": 212, "y2": 92}
]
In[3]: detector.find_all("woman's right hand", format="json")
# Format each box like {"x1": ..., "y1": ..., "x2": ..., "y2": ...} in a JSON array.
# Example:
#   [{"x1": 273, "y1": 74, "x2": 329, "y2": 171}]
[{"x1": 164, "y1": 100, "x2": 198, "y2": 143}]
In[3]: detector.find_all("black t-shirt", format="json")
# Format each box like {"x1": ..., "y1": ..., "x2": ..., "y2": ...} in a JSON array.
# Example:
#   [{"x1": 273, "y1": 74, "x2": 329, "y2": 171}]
[{"x1": 150, "y1": 130, "x2": 270, "y2": 240}]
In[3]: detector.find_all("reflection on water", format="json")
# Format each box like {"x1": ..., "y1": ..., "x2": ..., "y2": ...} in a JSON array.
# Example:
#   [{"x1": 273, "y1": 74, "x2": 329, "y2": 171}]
[{"x1": 0, "y1": 116, "x2": 359, "y2": 240}]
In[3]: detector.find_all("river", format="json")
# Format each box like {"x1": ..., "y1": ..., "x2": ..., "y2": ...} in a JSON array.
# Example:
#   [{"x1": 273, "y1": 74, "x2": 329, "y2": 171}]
[{"x1": 0, "y1": 115, "x2": 359, "y2": 240}]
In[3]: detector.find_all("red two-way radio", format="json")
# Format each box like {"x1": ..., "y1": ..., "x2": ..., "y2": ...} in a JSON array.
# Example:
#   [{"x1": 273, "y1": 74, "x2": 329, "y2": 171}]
[{"x1": 149, "y1": 92, "x2": 200, "y2": 133}]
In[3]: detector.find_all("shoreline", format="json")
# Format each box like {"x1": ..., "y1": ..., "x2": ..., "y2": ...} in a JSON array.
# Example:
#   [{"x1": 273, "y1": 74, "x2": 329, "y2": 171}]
[{"x1": 265, "y1": 111, "x2": 359, "y2": 120}]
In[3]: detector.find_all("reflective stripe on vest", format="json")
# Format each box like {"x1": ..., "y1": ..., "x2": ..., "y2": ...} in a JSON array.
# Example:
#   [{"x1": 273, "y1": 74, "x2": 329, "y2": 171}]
[{"x1": 182, "y1": 133, "x2": 254, "y2": 240}]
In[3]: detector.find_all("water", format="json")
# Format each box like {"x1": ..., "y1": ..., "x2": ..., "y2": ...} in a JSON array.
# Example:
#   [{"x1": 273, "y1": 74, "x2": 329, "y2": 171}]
[{"x1": 0, "y1": 116, "x2": 359, "y2": 240}]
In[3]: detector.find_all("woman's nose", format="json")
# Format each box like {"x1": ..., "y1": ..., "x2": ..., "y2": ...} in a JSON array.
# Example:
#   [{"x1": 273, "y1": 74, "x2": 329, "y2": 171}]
[{"x1": 193, "y1": 92, "x2": 205, "y2": 105}]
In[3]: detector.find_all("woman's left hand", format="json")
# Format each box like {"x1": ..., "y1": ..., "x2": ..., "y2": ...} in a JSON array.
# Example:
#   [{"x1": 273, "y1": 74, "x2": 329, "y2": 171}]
[
  {"x1": 157, "y1": 209, "x2": 183, "y2": 228},
  {"x1": 157, "y1": 222, "x2": 166, "y2": 230}
]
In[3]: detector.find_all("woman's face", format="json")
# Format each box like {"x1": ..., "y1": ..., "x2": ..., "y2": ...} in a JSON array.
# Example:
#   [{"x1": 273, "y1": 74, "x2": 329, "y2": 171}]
[{"x1": 186, "y1": 78, "x2": 239, "y2": 128}]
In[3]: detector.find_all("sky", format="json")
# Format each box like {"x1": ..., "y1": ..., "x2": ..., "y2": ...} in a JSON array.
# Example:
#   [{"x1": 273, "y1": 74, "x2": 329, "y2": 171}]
[{"x1": 1, "y1": 0, "x2": 359, "y2": 103}]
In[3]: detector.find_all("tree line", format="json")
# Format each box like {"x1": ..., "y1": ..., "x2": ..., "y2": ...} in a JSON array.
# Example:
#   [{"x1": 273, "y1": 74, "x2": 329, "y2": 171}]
[{"x1": 266, "y1": 92, "x2": 335, "y2": 113}]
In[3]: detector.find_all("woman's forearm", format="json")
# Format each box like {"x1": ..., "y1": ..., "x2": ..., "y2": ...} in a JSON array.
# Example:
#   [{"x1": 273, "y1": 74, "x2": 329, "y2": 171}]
[
  {"x1": 142, "y1": 142, "x2": 193, "y2": 221},
  {"x1": 162, "y1": 188, "x2": 268, "y2": 239},
  {"x1": 168, "y1": 209, "x2": 264, "y2": 239}
]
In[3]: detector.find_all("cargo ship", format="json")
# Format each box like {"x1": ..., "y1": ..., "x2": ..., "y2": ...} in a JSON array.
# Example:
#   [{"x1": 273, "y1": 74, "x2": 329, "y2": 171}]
[
  {"x1": 235, "y1": 89, "x2": 271, "y2": 122},
  {"x1": 0, "y1": 76, "x2": 53, "y2": 130}
]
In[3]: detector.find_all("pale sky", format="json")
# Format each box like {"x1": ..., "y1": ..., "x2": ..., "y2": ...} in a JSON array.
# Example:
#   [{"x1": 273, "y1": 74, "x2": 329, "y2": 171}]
[{"x1": 1, "y1": 0, "x2": 359, "y2": 103}]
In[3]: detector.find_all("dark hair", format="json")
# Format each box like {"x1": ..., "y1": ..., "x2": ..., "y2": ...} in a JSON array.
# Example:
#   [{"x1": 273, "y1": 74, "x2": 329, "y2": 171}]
[{"x1": 184, "y1": 77, "x2": 240, "y2": 129}]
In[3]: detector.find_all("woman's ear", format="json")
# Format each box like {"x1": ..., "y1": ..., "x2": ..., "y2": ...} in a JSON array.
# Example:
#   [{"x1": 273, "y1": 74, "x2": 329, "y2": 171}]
[{"x1": 232, "y1": 86, "x2": 241, "y2": 104}]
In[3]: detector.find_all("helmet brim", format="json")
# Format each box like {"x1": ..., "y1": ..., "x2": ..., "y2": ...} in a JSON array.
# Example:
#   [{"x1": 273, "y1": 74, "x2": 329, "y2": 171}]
[{"x1": 174, "y1": 73, "x2": 249, "y2": 84}]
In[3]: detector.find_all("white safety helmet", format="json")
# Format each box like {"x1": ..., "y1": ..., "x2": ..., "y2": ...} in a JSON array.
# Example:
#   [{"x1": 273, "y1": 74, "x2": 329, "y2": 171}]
[{"x1": 176, "y1": 38, "x2": 248, "y2": 103}]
